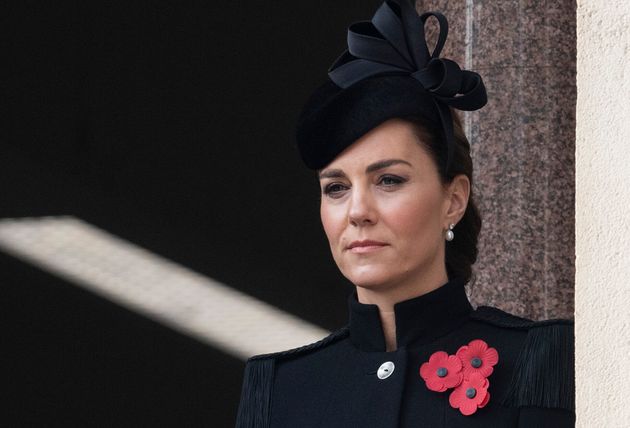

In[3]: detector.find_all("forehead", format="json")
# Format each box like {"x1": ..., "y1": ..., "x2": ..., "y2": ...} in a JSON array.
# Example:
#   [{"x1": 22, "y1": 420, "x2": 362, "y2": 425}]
[{"x1": 322, "y1": 118, "x2": 428, "y2": 171}]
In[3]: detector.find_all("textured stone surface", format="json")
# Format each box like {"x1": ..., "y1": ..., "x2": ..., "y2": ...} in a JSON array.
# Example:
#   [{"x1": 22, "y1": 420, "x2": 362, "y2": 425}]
[
  {"x1": 415, "y1": 0, "x2": 575, "y2": 320},
  {"x1": 417, "y1": 0, "x2": 467, "y2": 65},
  {"x1": 576, "y1": 1, "x2": 630, "y2": 424}
]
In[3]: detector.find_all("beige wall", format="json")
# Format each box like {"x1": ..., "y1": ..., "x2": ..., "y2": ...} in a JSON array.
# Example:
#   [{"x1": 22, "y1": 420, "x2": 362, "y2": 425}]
[{"x1": 576, "y1": 1, "x2": 630, "y2": 426}]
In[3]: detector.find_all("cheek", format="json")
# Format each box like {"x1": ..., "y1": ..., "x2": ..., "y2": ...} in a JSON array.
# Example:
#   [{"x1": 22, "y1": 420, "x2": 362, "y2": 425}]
[
  {"x1": 320, "y1": 202, "x2": 343, "y2": 245},
  {"x1": 387, "y1": 190, "x2": 443, "y2": 245}
]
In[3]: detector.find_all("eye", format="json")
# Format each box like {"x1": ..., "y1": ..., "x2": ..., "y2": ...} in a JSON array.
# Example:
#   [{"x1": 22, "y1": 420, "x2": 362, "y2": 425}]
[
  {"x1": 378, "y1": 175, "x2": 406, "y2": 187},
  {"x1": 322, "y1": 182, "x2": 348, "y2": 198}
]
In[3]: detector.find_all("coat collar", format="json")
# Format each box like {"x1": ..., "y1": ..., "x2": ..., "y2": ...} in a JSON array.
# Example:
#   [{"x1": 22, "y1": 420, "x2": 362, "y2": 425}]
[{"x1": 347, "y1": 276, "x2": 473, "y2": 352}]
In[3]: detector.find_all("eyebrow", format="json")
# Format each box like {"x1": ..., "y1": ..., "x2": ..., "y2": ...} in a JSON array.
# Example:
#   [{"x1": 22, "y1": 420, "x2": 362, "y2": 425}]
[{"x1": 318, "y1": 158, "x2": 412, "y2": 179}]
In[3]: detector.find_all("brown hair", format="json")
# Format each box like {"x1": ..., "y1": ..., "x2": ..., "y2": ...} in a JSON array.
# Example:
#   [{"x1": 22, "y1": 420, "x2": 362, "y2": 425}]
[{"x1": 402, "y1": 110, "x2": 482, "y2": 286}]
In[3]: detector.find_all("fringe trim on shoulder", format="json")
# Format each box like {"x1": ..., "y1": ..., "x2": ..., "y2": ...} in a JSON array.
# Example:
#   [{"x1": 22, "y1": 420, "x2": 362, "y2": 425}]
[
  {"x1": 501, "y1": 322, "x2": 575, "y2": 412},
  {"x1": 235, "y1": 326, "x2": 350, "y2": 427},
  {"x1": 235, "y1": 358, "x2": 275, "y2": 428}
]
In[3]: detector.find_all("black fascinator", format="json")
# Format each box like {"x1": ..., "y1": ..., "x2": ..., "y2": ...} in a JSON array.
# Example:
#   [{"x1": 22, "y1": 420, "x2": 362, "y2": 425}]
[{"x1": 295, "y1": 0, "x2": 487, "y2": 172}]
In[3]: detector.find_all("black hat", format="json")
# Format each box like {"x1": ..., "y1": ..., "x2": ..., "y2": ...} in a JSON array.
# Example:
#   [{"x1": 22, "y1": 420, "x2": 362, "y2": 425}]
[{"x1": 295, "y1": 0, "x2": 487, "y2": 172}]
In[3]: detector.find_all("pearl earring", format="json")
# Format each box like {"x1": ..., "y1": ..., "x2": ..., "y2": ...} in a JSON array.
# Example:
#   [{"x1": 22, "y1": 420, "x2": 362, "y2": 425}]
[{"x1": 445, "y1": 223, "x2": 455, "y2": 241}]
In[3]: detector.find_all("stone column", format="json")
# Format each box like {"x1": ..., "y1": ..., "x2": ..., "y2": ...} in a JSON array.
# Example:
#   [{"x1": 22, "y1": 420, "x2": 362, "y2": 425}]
[{"x1": 417, "y1": 0, "x2": 576, "y2": 320}]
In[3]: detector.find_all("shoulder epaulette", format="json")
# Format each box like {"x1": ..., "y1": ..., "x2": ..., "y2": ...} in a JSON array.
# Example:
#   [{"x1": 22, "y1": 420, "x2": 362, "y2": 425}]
[
  {"x1": 501, "y1": 321, "x2": 575, "y2": 412},
  {"x1": 471, "y1": 305, "x2": 574, "y2": 330},
  {"x1": 235, "y1": 357, "x2": 274, "y2": 428},
  {"x1": 248, "y1": 325, "x2": 350, "y2": 362},
  {"x1": 235, "y1": 326, "x2": 349, "y2": 428},
  {"x1": 471, "y1": 306, "x2": 575, "y2": 412}
]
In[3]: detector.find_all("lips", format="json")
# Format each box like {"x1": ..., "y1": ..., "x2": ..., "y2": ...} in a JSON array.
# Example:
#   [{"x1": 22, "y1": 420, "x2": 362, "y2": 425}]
[{"x1": 347, "y1": 240, "x2": 388, "y2": 250}]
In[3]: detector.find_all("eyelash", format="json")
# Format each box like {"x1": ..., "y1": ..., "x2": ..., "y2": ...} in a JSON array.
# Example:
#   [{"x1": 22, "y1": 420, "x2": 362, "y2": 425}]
[{"x1": 322, "y1": 175, "x2": 406, "y2": 197}]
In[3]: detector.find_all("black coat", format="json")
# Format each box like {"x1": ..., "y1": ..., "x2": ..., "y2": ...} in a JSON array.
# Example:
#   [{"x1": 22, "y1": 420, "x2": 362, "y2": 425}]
[{"x1": 235, "y1": 277, "x2": 575, "y2": 427}]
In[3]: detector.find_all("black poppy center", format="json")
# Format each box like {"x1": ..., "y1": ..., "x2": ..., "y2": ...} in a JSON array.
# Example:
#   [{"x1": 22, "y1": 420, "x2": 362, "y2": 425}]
[
  {"x1": 466, "y1": 387, "x2": 477, "y2": 399},
  {"x1": 436, "y1": 367, "x2": 448, "y2": 377},
  {"x1": 471, "y1": 357, "x2": 482, "y2": 368}
]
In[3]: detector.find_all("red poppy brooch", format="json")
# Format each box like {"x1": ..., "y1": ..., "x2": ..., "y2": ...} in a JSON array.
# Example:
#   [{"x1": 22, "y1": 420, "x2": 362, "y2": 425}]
[{"x1": 419, "y1": 339, "x2": 499, "y2": 416}]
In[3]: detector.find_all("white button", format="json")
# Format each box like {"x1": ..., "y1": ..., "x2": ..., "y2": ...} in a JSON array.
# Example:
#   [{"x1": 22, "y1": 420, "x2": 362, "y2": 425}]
[{"x1": 377, "y1": 361, "x2": 395, "y2": 379}]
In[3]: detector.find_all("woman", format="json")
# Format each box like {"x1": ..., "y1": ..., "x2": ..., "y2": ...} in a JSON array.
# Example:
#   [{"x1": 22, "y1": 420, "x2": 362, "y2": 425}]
[{"x1": 236, "y1": 1, "x2": 575, "y2": 427}]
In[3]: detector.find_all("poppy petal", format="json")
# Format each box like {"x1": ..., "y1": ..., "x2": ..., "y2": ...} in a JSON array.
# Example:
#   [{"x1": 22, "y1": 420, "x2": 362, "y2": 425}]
[
  {"x1": 426, "y1": 376, "x2": 447, "y2": 392},
  {"x1": 429, "y1": 351, "x2": 448, "y2": 364},
  {"x1": 444, "y1": 372, "x2": 463, "y2": 388},
  {"x1": 468, "y1": 339, "x2": 487, "y2": 355},
  {"x1": 483, "y1": 347, "x2": 499, "y2": 366},
  {"x1": 448, "y1": 386, "x2": 464, "y2": 408},
  {"x1": 419, "y1": 362, "x2": 432, "y2": 379},
  {"x1": 459, "y1": 400, "x2": 479, "y2": 416}
]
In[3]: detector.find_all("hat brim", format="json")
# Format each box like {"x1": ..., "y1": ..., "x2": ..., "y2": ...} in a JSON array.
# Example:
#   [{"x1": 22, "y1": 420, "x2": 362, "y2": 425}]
[{"x1": 295, "y1": 75, "x2": 442, "y2": 170}]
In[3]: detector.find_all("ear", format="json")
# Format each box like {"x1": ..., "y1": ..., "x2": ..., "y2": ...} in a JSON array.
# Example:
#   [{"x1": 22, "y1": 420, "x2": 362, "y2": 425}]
[{"x1": 443, "y1": 174, "x2": 470, "y2": 227}]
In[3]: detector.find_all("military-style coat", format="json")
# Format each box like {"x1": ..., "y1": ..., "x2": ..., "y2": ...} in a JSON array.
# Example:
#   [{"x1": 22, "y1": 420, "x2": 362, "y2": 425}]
[{"x1": 235, "y1": 277, "x2": 575, "y2": 427}]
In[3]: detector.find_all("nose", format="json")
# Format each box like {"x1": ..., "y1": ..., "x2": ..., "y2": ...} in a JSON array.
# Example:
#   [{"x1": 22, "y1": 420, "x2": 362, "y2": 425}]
[{"x1": 348, "y1": 184, "x2": 377, "y2": 227}]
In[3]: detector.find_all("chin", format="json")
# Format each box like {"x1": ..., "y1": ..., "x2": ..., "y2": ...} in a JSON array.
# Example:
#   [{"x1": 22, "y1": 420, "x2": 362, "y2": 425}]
[{"x1": 343, "y1": 265, "x2": 398, "y2": 289}]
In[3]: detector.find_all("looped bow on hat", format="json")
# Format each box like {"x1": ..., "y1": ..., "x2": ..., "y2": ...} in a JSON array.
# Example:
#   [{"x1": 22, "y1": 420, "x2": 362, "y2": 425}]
[{"x1": 327, "y1": 0, "x2": 487, "y2": 173}]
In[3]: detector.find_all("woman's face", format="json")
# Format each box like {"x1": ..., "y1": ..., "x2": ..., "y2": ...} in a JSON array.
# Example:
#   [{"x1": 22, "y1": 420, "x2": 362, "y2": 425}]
[{"x1": 318, "y1": 118, "x2": 466, "y2": 292}]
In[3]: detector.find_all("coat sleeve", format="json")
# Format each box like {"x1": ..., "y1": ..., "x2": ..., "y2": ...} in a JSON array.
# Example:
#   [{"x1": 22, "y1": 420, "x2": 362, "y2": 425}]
[
  {"x1": 234, "y1": 357, "x2": 275, "y2": 428},
  {"x1": 500, "y1": 321, "x2": 575, "y2": 427}
]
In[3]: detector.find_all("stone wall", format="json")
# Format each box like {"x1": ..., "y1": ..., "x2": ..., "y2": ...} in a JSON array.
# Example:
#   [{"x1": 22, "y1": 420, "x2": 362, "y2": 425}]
[{"x1": 416, "y1": 0, "x2": 576, "y2": 320}]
